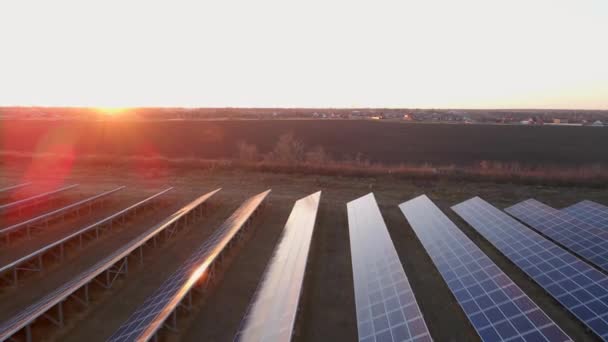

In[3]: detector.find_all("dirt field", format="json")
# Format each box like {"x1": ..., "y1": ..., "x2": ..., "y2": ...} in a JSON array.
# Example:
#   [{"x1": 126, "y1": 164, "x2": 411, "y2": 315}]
[
  {"x1": 0, "y1": 164, "x2": 607, "y2": 341},
  {"x1": 2, "y1": 119, "x2": 608, "y2": 167}
]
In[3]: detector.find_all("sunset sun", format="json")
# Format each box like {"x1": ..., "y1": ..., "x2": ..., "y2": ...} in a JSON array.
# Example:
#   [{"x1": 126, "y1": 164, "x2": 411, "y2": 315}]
[{"x1": 96, "y1": 107, "x2": 127, "y2": 116}]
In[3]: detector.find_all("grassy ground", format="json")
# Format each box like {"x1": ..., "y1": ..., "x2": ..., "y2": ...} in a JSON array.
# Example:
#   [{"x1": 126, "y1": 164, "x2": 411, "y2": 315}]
[{"x1": 0, "y1": 165, "x2": 606, "y2": 341}]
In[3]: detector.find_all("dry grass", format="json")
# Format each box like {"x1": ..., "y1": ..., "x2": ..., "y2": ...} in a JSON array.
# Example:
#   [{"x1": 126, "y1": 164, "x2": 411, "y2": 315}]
[{"x1": 1, "y1": 150, "x2": 606, "y2": 188}]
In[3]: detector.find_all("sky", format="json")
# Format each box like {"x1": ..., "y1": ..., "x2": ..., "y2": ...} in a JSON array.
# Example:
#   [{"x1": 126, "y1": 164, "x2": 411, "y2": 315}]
[{"x1": 0, "y1": 0, "x2": 607, "y2": 109}]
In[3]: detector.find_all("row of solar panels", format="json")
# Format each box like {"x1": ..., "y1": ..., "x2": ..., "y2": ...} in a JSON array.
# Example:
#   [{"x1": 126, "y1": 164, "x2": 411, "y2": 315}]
[
  {"x1": 0, "y1": 183, "x2": 79, "y2": 217},
  {"x1": 1, "y1": 181, "x2": 607, "y2": 342},
  {"x1": 0, "y1": 187, "x2": 324, "y2": 342},
  {"x1": 348, "y1": 194, "x2": 608, "y2": 342}
]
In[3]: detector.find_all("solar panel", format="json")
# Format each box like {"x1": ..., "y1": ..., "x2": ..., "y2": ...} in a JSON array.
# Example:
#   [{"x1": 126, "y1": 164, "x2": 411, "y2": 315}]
[
  {"x1": 505, "y1": 199, "x2": 608, "y2": 272},
  {"x1": 0, "y1": 184, "x2": 79, "y2": 215},
  {"x1": 109, "y1": 190, "x2": 271, "y2": 342},
  {"x1": 0, "y1": 186, "x2": 125, "y2": 243},
  {"x1": 453, "y1": 196, "x2": 608, "y2": 340},
  {"x1": 0, "y1": 187, "x2": 173, "y2": 285},
  {"x1": 0, "y1": 188, "x2": 218, "y2": 342},
  {"x1": 235, "y1": 191, "x2": 321, "y2": 342},
  {"x1": 401, "y1": 195, "x2": 569, "y2": 342},
  {"x1": 562, "y1": 200, "x2": 608, "y2": 229},
  {"x1": 347, "y1": 193, "x2": 432, "y2": 342},
  {"x1": 0, "y1": 182, "x2": 31, "y2": 194}
]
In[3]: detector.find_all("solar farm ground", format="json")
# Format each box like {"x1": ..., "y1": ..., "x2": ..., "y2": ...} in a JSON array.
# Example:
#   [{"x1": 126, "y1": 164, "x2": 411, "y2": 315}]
[{"x1": 0, "y1": 164, "x2": 607, "y2": 341}]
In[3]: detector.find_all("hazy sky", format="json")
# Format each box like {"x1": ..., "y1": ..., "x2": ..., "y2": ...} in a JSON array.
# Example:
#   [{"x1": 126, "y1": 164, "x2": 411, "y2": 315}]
[{"x1": 1, "y1": 0, "x2": 607, "y2": 109}]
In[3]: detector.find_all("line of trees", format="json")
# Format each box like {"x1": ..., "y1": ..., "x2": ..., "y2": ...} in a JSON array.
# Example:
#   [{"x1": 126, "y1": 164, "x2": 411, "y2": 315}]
[{"x1": 237, "y1": 133, "x2": 332, "y2": 164}]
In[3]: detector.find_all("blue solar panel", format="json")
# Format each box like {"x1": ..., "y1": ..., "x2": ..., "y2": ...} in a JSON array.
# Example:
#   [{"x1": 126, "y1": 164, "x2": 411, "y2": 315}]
[
  {"x1": 401, "y1": 195, "x2": 570, "y2": 342},
  {"x1": 505, "y1": 199, "x2": 608, "y2": 272},
  {"x1": 562, "y1": 200, "x2": 608, "y2": 229},
  {"x1": 454, "y1": 197, "x2": 608, "y2": 341},
  {"x1": 348, "y1": 193, "x2": 432, "y2": 342}
]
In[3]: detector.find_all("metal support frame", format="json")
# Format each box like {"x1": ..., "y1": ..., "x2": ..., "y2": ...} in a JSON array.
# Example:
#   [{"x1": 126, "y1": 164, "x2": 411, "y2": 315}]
[
  {"x1": 153, "y1": 203, "x2": 264, "y2": 339},
  {"x1": 42, "y1": 302, "x2": 64, "y2": 328},
  {"x1": 0, "y1": 197, "x2": 166, "y2": 288},
  {"x1": 3, "y1": 192, "x2": 207, "y2": 342},
  {"x1": 94, "y1": 257, "x2": 129, "y2": 289},
  {"x1": 1, "y1": 193, "x2": 111, "y2": 246}
]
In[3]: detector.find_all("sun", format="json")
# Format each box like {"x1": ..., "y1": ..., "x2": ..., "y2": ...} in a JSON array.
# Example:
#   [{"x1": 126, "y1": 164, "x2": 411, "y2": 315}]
[{"x1": 95, "y1": 107, "x2": 128, "y2": 116}]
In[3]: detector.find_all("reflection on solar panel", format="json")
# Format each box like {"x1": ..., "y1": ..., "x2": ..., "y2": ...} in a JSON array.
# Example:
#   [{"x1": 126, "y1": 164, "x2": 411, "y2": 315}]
[
  {"x1": 505, "y1": 199, "x2": 608, "y2": 272},
  {"x1": 109, "y1": 189, "x2": 271, "y2": 342},
  {"x1": 562, "y1": 200, "x2": 608, "y2": 229},
  {"x1": 347, "y1": 193, "x2": 432, "y2": 342},
  {"x1": 235, "y1": 191, "x2": 321, "y2": 342},
  {"x1": 453, "y1": 196, "x2": 608, "y2": 340},
  {"x1": 0, "y1": 188, "x2": 218, "y2": 342},
  {"x1": 401, "y1": 195, "x2": 569, "y2": 342}
]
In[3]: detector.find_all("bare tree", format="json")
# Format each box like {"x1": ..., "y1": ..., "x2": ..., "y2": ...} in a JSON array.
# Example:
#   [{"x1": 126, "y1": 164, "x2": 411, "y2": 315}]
[
  {"x1": 237, "y1": 141, "x2": 259, "y2": 162},
  {"x1": 306, "y1": 146, "x2": 330, "y2": 164},
  {"x1": 271, "y1": 133, "x2": 304, "y2": 163}
]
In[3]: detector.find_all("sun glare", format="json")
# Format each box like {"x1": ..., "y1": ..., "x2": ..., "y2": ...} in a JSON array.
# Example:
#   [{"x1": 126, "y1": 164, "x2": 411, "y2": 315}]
[{"x1": 96, "y1": 107, "x2": 127, "y2": 116}]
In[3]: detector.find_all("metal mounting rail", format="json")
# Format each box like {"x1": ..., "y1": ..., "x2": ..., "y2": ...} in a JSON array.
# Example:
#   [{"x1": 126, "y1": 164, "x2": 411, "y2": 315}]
[
  {"x1": 0, "y1": 183, "x2": 32, "y2": 194},
  {"x1": 0, "y1": 188, "x2": 220, "y2": 342},
  {"x1": 109, "y1": 189, "x2": 270, "y2": 342},
  {"x1": 0, "y1": 184, "x2": 79, "y2": 216},
  {"x1": 0, "y1": 186, "x2": 126, "y2": 245},
  {"x1": 0, "y1": 187, "x2": 172, "y2": 287}
]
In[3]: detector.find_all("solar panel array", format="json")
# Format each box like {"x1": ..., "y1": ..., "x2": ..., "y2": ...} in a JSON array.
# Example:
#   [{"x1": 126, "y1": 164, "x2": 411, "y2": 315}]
[
  {"x1": 0, "y1": 188, "x2": 219, "y2": 341},
  {"x1": 0, "y1": 182, "x2": 31, "y2": 194},
  {"x1": 235, "y1": 191, "x2": 321, "y2": 342},
  {"x1": 401, "y1": 195, "x2": 569, "y2": 342},
  {"x1": 0, "y1": 187, "x2": 173, "y2": 282},
  {"x1": 0, "y1": 184, "x2": 79, "y2": 214},
  {"x1": 0, "y1": 186, "x2": 125, "y2": 239},
  {"x1": 562, "y1": 200, "x2": 608, "y2": 229},
  {"x1": 347, "y1": 193, "x2": 432, "y2": 342},
  {"x1": 109, "y1": 190, "x2": 270, "y2": 342},
  {"x1": 505, "y1": 199, "x2": 608, "y2": 272},
  {"x1": 454, "y1": 197, "x2": 608, "y2": 340}
]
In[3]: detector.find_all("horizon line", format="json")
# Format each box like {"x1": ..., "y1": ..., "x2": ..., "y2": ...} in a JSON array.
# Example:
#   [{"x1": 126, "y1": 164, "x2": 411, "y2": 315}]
[{"x1": 1, "y1": 106, "x2": 607, "y2": 112}]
